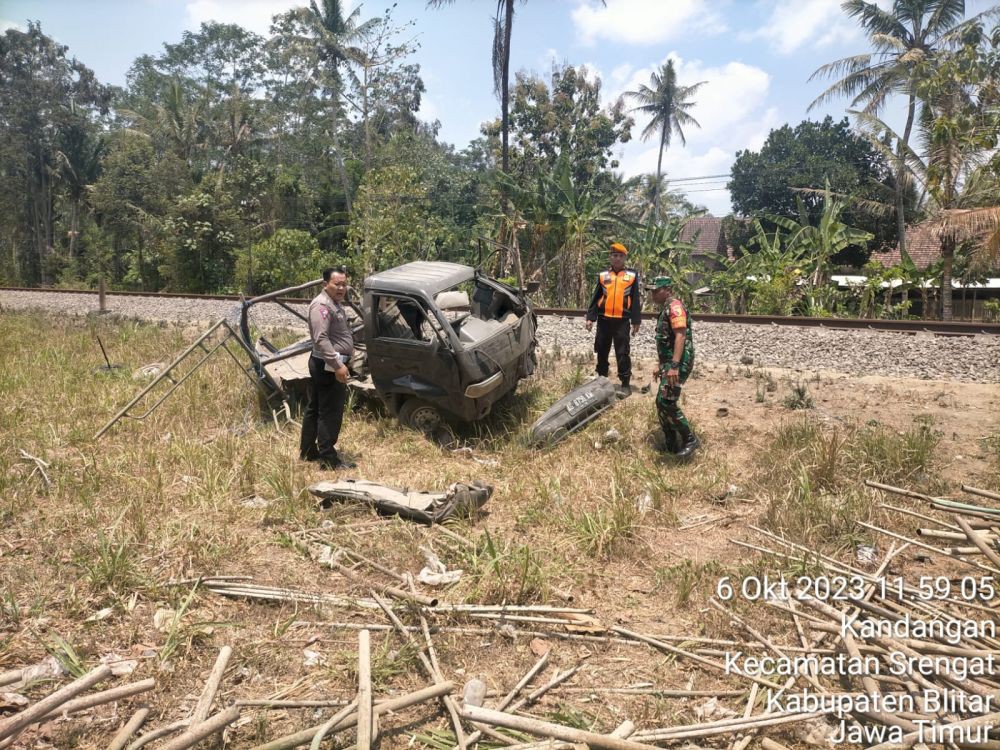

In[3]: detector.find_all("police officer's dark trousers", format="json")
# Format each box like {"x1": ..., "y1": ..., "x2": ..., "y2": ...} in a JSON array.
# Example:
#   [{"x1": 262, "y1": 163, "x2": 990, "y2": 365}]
[
  {"x1": 301, "y1": 355, "x2": 348, "y2": 461},
  {"x1": 594, "y1": 317, "x2": 632, "y2": 385}
]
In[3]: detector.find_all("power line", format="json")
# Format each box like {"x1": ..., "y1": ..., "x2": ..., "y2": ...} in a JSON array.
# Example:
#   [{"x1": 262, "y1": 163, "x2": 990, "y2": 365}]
[{"x1": 667, "y1": 173, "x2": 731, "y2": 182}]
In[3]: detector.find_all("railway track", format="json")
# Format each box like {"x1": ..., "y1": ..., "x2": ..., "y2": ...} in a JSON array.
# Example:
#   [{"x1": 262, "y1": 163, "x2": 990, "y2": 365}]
[{"x1": 3, "y1": 285, "x2": 998, "y2": 337}]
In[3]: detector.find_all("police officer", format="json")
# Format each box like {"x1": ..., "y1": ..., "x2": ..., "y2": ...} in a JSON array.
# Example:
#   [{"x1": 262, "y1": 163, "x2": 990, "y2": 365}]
[
  {"x1": 651, "y1": 276, "x2": 698, "y2": 459},
  {"x1": 300, "y1": 266, "x2": 357, "y2": 470},
  {"x1": 585, "y1": 242, "x2": 641, "y2": 396}
]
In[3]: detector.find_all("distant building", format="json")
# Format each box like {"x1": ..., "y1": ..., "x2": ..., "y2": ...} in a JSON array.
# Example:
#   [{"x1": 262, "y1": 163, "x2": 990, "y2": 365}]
[
  {"x1": 679, "y1": 216, "x2": 730, "y2": 273},
  {"x1": 870, "y1": 222, "x2": 943, "y2": 269}
]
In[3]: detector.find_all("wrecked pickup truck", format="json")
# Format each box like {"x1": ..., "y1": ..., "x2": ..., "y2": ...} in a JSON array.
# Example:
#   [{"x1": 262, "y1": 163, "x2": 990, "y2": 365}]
[{"x1": 251, "y1": 261, "x2": 538, "y2": 432}]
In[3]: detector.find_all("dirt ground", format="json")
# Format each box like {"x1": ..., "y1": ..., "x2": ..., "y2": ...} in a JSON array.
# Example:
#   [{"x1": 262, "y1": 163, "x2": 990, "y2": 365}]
[{"x1": 2, "y1": 314, "x2": 999, "y2": 749}]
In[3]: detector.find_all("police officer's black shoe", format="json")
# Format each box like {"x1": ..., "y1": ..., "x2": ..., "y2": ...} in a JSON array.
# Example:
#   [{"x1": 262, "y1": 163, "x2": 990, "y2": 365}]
[
  {"x1": 675, "y1": 434, "x2": 700, "y2": 460},
  {"x1": 617, "y1": 383, "x2": 632, "y2": 398}
]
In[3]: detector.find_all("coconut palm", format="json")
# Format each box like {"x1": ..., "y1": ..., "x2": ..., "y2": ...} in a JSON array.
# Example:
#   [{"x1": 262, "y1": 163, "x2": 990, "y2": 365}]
[
  {"x1": 809, "y1": 0, "x2": 989, "y2": 257},
  {"x1": 854, "y1": 101, "x2": 1000, "y2": 320},
  {"x1": 273, "y1": 0, "x2": 376, "y2": 214},
  {"x1": 624, "y1": 60, "x2": 706, "y2": 223}
]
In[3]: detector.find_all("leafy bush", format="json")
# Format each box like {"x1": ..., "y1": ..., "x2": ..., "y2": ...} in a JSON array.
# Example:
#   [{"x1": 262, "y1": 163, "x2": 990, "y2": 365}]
[{"x1": 234, "y1": 229, "x2": 330, "y2": 294}]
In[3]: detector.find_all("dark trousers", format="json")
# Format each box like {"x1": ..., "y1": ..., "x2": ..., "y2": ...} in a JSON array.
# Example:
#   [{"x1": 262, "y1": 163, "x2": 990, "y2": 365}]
[
  {"x1": 594, "y1": 317, "x2": 632, "y2": 384},
  {"x1": 300, "y1": 355, "x2": 348, "y2": 460}
]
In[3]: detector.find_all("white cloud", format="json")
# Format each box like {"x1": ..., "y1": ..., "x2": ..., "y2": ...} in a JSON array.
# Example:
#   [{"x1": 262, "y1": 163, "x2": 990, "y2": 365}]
[
  {"x1": 1, "y1": 19, "x2": 27, "y2": 33},
  {"x1": 571, "y1": 0, "x2": 726, "y2": 46},
  {"x1": 744, "y1": 0, "x2": 862, "y2": 55},
  {"x1": 610, "y1": 63, "x2": 633, "y2": 87},
  {"x1": 184, "y1": 0, "x2": 303, "y2": 35}
]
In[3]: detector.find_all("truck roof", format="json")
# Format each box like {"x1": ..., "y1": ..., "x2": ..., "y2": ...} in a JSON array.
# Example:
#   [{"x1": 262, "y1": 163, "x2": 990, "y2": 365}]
[{"x1": 364, "y1": 261, "x2": 475, "y2": 297}]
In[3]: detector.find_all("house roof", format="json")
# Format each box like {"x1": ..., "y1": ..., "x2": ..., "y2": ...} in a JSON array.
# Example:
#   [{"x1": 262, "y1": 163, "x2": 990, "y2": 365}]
[
  {"x1": 870, "y1": 222, "x2": 942, "y2": 270},
  {"x1": 679, "y1": 216, "x2": 725, "y2": 255}
]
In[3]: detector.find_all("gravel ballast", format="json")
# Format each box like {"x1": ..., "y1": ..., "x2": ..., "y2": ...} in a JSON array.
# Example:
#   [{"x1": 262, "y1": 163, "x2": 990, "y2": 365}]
[{"x1": 3, "y1": 289, "x2": 998, "y2": 383}]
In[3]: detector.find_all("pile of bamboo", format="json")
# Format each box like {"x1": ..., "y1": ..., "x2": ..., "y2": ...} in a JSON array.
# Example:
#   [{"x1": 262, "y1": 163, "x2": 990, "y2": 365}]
[
  {"x1": 5, "y1": 481, "x2": 1000, "y2": 748},
  {"x1": 713, "y1": 481, "x2": 1000, "y2": 749}
]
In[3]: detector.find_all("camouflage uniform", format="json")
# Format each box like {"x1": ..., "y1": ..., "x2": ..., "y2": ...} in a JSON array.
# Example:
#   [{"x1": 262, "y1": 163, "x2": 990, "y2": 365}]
[{"x1": 655, "y1": 297, "x2": 695, "y2": 452}]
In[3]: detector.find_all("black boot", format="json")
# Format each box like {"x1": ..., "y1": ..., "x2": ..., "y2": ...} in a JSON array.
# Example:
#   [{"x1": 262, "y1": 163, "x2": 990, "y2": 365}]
[{"x1": 676, "y1": 433, "x2": 700, "y2": 459}]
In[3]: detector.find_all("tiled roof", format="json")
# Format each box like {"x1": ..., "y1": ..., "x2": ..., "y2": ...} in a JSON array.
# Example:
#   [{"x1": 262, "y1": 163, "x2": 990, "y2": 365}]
[
  {"x1": 871, "y1": 223, "x2": 943, "y2": 269},
  {"x1": 680, "y1": 216, "x2": 725, "y2": 255}
]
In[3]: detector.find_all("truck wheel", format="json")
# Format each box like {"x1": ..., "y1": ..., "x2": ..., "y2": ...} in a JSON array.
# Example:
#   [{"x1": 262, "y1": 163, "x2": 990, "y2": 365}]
[{"x1": 399, "y1": 398, "x2": 443, "y2": 434}]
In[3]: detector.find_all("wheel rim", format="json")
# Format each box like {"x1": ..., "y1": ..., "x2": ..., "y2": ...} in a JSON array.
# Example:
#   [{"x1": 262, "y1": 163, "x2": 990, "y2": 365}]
[{"x1": 410, "y1": 405, "x2": 441, "y2": 432}]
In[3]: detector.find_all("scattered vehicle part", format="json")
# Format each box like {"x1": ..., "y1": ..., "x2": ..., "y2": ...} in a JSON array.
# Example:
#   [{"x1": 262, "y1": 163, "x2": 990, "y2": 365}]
[
  {"x1": 308, "y1": 478, "x2": 492, "y2": 524},
  {"x1": 527, "y1": 376, "x2": 619, "y2": 448}
]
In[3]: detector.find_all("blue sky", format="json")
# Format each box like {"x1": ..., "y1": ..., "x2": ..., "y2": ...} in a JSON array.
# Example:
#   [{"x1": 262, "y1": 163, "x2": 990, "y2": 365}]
[{"x1": 3, "y1": 0, "x2": 993, "y2": 215}]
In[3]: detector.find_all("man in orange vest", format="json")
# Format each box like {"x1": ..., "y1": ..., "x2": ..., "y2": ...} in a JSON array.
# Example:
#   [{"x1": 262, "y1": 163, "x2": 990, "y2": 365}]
[{"x1": 585, "y1": 242, "x2": 641, "y2": 396}]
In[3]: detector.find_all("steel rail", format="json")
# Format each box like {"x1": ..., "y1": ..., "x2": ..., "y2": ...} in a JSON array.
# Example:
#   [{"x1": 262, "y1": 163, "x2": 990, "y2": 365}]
[{"x1": 3, "y1": 286, "x2": 999, "y2": 336}]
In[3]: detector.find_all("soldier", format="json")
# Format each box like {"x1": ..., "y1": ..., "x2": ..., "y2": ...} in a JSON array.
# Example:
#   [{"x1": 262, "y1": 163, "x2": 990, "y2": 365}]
[
  {"x1": 585, "y1": 242, "x2": 641, "y2": 396},
  {"x1": 651, "y1": 276, "x2": 699, "y2": 459},
  {"x1": 300, "y1": 266, "x2": 357, "y2": 470}
]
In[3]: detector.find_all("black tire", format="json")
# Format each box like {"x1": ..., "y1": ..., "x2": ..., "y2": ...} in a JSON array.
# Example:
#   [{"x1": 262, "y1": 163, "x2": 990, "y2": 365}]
[{"x1": 398, "y1": 398, "x2": 444, "y2": 434}]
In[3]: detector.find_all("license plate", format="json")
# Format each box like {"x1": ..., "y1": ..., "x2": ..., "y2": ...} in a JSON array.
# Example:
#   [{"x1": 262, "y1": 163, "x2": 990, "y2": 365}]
[{"x1": 565, "y1": 390, "x2": 595, "y2": 417}]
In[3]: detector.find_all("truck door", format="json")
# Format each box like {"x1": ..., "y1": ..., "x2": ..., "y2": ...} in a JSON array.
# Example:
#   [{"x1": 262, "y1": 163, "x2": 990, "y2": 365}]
[{"x1": 367, "y1": 294, "x2": 461, "y2": 404}]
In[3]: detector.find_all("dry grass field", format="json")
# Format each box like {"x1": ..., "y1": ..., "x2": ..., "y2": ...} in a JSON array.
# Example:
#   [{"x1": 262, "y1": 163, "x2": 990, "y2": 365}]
[{"x1": 1, "y1": 310, "x2": 998, "y2": 748}]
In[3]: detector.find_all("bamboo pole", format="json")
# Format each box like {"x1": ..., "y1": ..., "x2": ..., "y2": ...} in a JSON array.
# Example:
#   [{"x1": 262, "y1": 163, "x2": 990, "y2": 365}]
[
  {"x1": 864, "y1": 480, "x2": 938, "y2": 502},
  {"x1": 107, "y1": 708, "x2": 149, "y2": 750},
  {"x1": 355, "y1": 631, "x2": 373, "y2": 750},
  {"x1": 373, "y1": 593, "x2": 468, "y2": 749},
  {"x1": 0, "y1": 664, "x2": 111, "y2": 742},
  {"x1": 307, "y1": 701, "x2": 358, "y2": 750},
  {"x1": 126, "y1": 719, "x2": 189, "y2": 749},
  {"x1": 250, "y1": 681, "x2": 454, "y2": 750},
  {"x1": 192, "y1": 646, "x2": 232, "y2": 723},
  {"x1": 0, "y1": 670, "x2": 22, "y2": 689},
  {"x1": 157, "y1": 705, "x2": 241, "y2": 750},
  {"x1": 612, "y1": 627, "x2": 784, "y2": 690},
  {"x1": 236, "y1": 699, "x2": 353, "y2": 709},
  {"x1": 963, "y1": 485, "x2": 1000, "y2": 502},
  {"x1": 933, "y1": 497, "x2": 1000, "y2": 516},
  {"x1": 562, "y1": 687, "x2": 744, "y2": 697},
  {"x1": 461, "y1": 705, "x2": 665, "y2": 750},
  {"x1": 917, "y1": 528, "x2": 979, "y2": 541},
  {"x1": 42, "y1": 678, "x2": 155, "y2": 720},
  {"x1": 954, "y1": 515, "x2": 1000, "y2": 570},
  {"x1": 458, "y1": 652, "x2": 549, "y2": 750},
  {"x1": 329, "y1": 558, "x2": 438, "y2": 607},
  {"x1": 631, "y1": 710, "x2": 826, "y2": 742},
  {"x1": 868, "y1": 709, "x2": 1000, "y2": 750}
]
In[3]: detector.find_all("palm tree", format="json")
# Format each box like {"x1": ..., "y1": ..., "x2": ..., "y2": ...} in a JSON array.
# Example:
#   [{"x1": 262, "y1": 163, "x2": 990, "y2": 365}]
[
  {"x1": 275, "y1": 0, "x2": 375, "y2": 214},
  {"x1": 808, "y1": 0, "x2": 985, "y2": 258},
  {"x1": 624, "y1": 60, "x2": 705, "y2": 223}
]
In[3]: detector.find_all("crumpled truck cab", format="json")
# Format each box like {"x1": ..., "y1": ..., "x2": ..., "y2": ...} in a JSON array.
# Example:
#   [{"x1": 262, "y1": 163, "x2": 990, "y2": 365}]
[{"x1": 362, "y1": 261, "x2": 537, "y2": 431}]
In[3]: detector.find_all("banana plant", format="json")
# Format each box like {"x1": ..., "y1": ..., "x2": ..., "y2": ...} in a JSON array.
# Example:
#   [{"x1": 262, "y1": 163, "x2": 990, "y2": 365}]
[{"x1": 766, "y1": 185, "x2": 873, "y2": 315}]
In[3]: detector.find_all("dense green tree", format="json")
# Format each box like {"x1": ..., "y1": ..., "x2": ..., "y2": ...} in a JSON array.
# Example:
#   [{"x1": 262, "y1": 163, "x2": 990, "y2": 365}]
[
  {"x1": 235, "y1": 229, "x2": 329, "y2": 293},
  {"x1": 728, "y1": 117, "x2": 896, "y2": 265},
  {"x1": 348, "y1": 164, "x2": 454, "y2": 275},
  {"x1": 0, "y1": 22, "x2": 109, "y2": 283},
  {"x1": 89, "y1": 132, "x2": 186, "y2": 289},
  {"x1": 272, "y1": 0, "x2": 378, "y2": 216},
  {"x1": 625, "y1": 60, "x2": 705, "y2": 222},
  {"x1": 495, "y1": 65, "x2": 632, "y2": 189}
]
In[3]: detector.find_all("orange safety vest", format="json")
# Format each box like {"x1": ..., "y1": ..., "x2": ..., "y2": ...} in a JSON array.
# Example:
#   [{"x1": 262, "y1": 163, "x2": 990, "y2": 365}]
[{"x1": 596, "y1": 269, "x2": 637, "y2": 319}]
